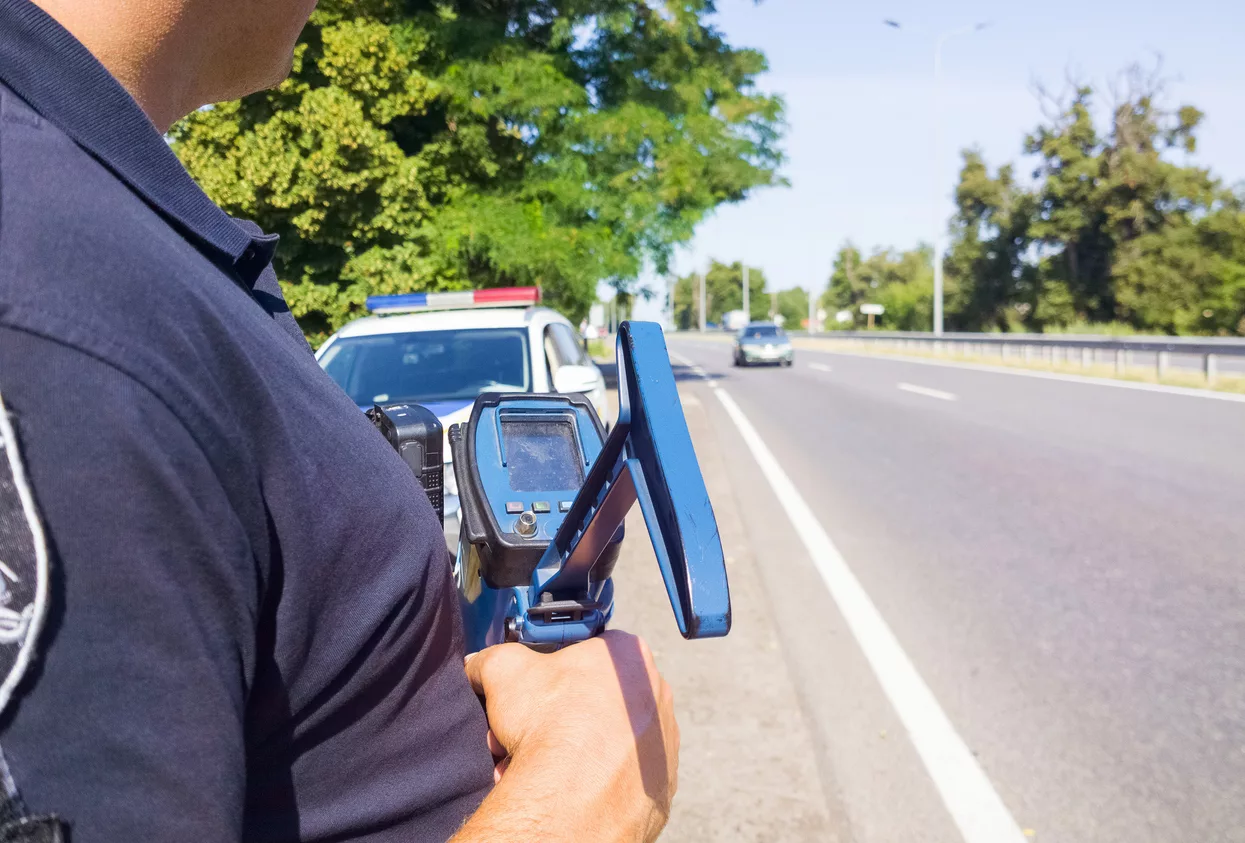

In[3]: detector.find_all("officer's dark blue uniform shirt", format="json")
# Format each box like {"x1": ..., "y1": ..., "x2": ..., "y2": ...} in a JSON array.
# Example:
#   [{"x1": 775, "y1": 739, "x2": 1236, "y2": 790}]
[{"x1": 0, "y1": 1, "x2": 494, "y2": 839}]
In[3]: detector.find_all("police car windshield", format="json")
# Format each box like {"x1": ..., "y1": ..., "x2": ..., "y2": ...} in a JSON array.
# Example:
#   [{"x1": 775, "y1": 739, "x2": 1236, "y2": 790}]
[
  {"x1": 742, "y1": 325, "x2": 782, "y2": 339},
  {"x1": 320, "y1": 328, "x2": 531, "y2": 407}
]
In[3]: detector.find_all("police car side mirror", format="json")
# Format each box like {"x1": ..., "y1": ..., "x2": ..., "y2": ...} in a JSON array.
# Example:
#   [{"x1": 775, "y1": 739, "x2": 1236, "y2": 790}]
[{"x1": 553, "y1": 364, "x2": 601, "y2": 395}]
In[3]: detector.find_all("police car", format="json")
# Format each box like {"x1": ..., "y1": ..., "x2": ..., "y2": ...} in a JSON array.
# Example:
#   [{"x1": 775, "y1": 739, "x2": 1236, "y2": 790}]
[{"x1": 316, "y1": 287, "x2": 609, "y2": 544}]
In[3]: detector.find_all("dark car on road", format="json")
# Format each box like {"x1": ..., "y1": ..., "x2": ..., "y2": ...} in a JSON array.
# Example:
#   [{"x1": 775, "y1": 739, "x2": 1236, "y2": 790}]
[{"x1": 733, "y1": 322, "x2": 794, "y2": 367}]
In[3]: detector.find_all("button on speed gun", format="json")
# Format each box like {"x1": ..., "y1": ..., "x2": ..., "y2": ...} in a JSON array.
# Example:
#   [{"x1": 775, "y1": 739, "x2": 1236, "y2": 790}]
[{"x1": 448, "y1": 322, "x2": 731, "y2": 653}]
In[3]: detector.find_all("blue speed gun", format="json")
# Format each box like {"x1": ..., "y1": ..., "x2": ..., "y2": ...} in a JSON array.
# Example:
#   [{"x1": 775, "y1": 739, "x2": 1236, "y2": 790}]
[{"x1": 442, "y1": 321, "x2": 731, "y2": 653}]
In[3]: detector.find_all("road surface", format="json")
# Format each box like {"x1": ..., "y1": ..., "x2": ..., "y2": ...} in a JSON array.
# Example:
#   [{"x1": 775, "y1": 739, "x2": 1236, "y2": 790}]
[{"x1": 652, "y1": 336, "x2": 1245, "y2": 843}]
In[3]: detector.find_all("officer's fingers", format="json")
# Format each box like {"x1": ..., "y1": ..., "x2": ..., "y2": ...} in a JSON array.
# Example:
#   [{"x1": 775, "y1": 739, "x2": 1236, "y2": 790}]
[
  {"x1": 463, "y1": 642, "x2": 531, "y2": 697},
  {"x1": 487, "y1": 729, "x2": 506, "y2": 758}
]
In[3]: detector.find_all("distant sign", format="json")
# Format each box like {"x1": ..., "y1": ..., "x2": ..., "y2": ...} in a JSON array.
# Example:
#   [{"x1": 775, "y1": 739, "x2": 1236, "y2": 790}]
[
  {"x1": 835, "y1": 310, "x2": 853, "y2": 324},
  {"x1": 860, "y1": 303, "x2": 885, "y2": 316}
]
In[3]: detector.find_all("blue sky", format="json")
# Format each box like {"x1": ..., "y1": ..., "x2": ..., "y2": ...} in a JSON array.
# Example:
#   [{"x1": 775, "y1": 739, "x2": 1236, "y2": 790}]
[{"x1": 630, "y1": 0, "x2": 1245, "y2": 319}]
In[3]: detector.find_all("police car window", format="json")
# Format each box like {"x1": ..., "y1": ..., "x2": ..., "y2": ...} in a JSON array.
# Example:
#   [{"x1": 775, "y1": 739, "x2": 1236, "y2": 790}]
[
  {"x1": 543, "y1": 329, "x2": 562, "y2": 379},
  {"x1": 549, "y1": 323, "x2": 588, "y2": 367},
  {"x1": 321, "y1": 328, "x2": 531, "y2": 407}
]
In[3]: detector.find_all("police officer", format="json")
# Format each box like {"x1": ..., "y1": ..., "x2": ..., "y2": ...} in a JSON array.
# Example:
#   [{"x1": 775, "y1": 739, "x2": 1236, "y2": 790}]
[{"x1": 0, "y1": 0, "x2": 678, "y2": 840}]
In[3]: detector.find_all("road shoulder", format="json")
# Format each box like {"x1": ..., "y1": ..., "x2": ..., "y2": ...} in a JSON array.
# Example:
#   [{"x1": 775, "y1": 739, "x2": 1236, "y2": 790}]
[{"x1": 610, "y1": 383, "x2": 833, "y2": 842}]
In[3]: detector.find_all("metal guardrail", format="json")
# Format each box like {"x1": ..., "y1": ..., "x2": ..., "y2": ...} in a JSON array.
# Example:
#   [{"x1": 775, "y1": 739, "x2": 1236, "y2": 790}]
[
  {"x1": 778, "y1": 330, "x2": 1245, "y2": 383},
  {"x1": 787, "y1": 330, "x2": 1245, "y2": 354}
]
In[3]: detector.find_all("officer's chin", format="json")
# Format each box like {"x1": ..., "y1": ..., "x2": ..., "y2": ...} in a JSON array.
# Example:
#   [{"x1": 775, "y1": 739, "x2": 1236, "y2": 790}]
[
  {"x1": 256, "y1": 50, "x2": 298, "y2": 95},
  {"x1": 211, "y1": 47, "x2": 297, "y2": 105}
]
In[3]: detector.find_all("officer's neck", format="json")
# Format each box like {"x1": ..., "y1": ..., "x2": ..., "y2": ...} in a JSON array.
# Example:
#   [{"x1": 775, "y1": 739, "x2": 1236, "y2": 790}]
[{"x1": 32, "y1": 0, "x2": 207, "y2": 133}]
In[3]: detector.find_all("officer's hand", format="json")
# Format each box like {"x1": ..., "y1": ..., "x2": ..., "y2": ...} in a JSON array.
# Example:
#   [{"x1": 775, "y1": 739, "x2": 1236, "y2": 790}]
[{"x1": 460, "y1": 630, "x2": 678, "y2": 843}]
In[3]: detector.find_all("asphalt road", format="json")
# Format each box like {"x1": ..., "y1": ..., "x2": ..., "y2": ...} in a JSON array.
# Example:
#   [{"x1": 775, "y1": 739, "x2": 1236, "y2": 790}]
[{"x1": 663, "y1": 336, "x2": 1245, "y2": 843}]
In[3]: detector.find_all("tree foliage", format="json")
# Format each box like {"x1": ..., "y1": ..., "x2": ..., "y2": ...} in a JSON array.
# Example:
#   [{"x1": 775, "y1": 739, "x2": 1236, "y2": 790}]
[
  {"x1": 773, "y1": 286, "x2": 808, "y2": 328},
  {"x1": 958, "y1": 66, "x2": 1245, "y2": 335},
  {"x1": 172, "y1": 0, "x2": 784, "y2": 344},
  {"x1": 944, "y1": 152, "x2": 1037, "y2": 331},
  {"x1": 671, "y1": 260, "x2": 768, "y2": 329},
  {"x1": 814, "y1": 63, "x2": 1245, "y2": 337},
  {"x1": 819, "y1": 243, "x2": 932, "y2": 330}
]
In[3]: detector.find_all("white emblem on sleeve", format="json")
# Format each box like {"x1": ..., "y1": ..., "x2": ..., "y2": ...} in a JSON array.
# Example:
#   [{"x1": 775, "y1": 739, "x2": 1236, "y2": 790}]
[{"x1": 0, "y1": 391, "x2": 49, "y2": 717}]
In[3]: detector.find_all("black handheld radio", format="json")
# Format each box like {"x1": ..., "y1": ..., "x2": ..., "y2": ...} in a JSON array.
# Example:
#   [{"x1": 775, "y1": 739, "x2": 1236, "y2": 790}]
[{"x1": 367, "y1": 402, "x2": 445, "y2": 525}]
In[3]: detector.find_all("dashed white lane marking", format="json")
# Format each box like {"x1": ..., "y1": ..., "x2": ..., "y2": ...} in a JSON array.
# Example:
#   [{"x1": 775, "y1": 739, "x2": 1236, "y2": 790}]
[
  {"x1": 898, "y1": 382, "x2": 957, "y2": 402},
  {"x1": 808, "y1": 363, "x2": 833, "y2": 373},
  {"x1": 669, "y1": 350, "x2": 718, "y2": 390},
  {"x1": 670, "y1": 344, "x2": 1026, "y2": 843}
]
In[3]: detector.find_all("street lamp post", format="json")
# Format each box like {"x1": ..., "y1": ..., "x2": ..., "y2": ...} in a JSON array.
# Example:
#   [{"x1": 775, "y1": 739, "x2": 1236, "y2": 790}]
[
  {"x1": 742, "y1": 265, "x2": 750, "y2": 322},
  {"x1": 699, "y1": 271, "x2": 707, "y2": 332},
  {"x1": 886, "y1": 19, "x2": 990, "y2": 336}
]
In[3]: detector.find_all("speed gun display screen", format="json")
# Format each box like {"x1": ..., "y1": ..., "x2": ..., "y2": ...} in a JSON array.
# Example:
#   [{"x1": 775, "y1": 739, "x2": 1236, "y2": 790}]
[{"x1": 502, "y1": 420, "x2": 585, "y2": 492}]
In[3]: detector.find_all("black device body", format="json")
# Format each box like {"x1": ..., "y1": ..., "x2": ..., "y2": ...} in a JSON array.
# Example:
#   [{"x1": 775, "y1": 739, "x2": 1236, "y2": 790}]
[
  {"x1": 449, "y1": 392, "x2": 620, "y2": 590},
  {"x1": 367, "y1": 403, "x2": 444, "y2": 525}
]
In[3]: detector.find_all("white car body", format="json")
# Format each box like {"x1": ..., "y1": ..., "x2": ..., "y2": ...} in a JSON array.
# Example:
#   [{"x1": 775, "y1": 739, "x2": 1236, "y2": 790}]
[{"x1": 316, "y1": 305, "x2": 609, "y2": 546}]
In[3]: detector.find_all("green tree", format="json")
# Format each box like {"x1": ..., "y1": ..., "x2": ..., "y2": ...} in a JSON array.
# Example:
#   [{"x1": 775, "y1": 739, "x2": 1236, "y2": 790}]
[
  {"x1": 936, "y1": 62, "x2": 1245, "y2": 336},
  {"x1": 172, "y1": 0, "x2": 784, "y2": 344},
  {"x1": 866, "y1": 246, "x2": 933, "y2": 330},
  {"x1": 1022, "y1": 67, "x2": 1231, "y2": 331},
  {"x1": 944, "y1": 150, "x2": 1036, "y2": 331},
  {"x1": 1113, "y1": 201, "x2": 1245, "y2": 334},
  {"x1": 820, "y1": 242, "x2": 867, "y2": 323},
  {"x1": 820, "y1": 245, "x2": 933, "y2": 330},
  {"x1": 774, "y1": 286, "x2": 808, "y2": 328},
  {"x1": 1023, "y1": 84, "x2": 1114, "y2": 322},
  {"x1": 671, "y1": 260, "x2": 768, "y2": 329}
]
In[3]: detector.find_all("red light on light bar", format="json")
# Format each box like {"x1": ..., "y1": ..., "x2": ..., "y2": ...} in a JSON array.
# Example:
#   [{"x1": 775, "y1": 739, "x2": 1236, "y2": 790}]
[{"x1": 474, "y1": 287, "x2": 540, "y2": 305}]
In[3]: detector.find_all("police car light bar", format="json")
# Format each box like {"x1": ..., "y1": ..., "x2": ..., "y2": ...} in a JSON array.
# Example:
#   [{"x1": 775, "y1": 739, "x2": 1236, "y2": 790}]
[{"x1": 366, "y1": 287, "x2": 541, "y2": 315}]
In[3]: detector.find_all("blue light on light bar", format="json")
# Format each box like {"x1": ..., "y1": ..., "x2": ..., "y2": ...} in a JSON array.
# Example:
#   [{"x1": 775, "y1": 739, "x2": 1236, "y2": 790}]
[{"x1": 366, "y1": 293, "x2": 428, "y2": 313}]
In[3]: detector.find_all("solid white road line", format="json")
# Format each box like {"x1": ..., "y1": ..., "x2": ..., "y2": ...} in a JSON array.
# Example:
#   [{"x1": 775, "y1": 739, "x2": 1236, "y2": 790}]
[
  {"x1": 795, "y1": 346, "x2": 1245, "y2": 404},
  {"x1": 898, "y1": 382, "x2": 957, "y2": 402},
  {"x1": 668, "y1": 349, "x2": 699, "y2": 371},
  {"x1": 713, "y1": 388, "x2": 1026, "y2": 843},
  {"x1": 668, "y1": 349, "x2": 717, "y2": 389},
  {"x1": 671, "y1": 349, "x2": 1025, "y2": 843},
  {"x1": 808, "y1": 362, "x2": 833, "y2": 373}
]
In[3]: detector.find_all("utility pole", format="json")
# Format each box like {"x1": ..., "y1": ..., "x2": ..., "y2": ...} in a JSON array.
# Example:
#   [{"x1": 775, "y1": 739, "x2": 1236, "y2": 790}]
[
  {"x1": 666, "y1": 275, "x2": 674, "y2": 331},
  {"x1": 886, "y1": 18, "x2": 990, "y2": 336},
  {"x1": 808, "y1": 286, "x2": 816, "y2": 334},
  {"x1": 742, "y1": 265, "x2": 750, "y2": 322},
  {"x1": 698, "y1": 272, "x2": 706, "y2": 332},
  {"x1": 932, "y1": 35, "x2": 946, "y2": 336},
  {"x1": 824, "y1": 268, "x2": 832, "y2": 329}
]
